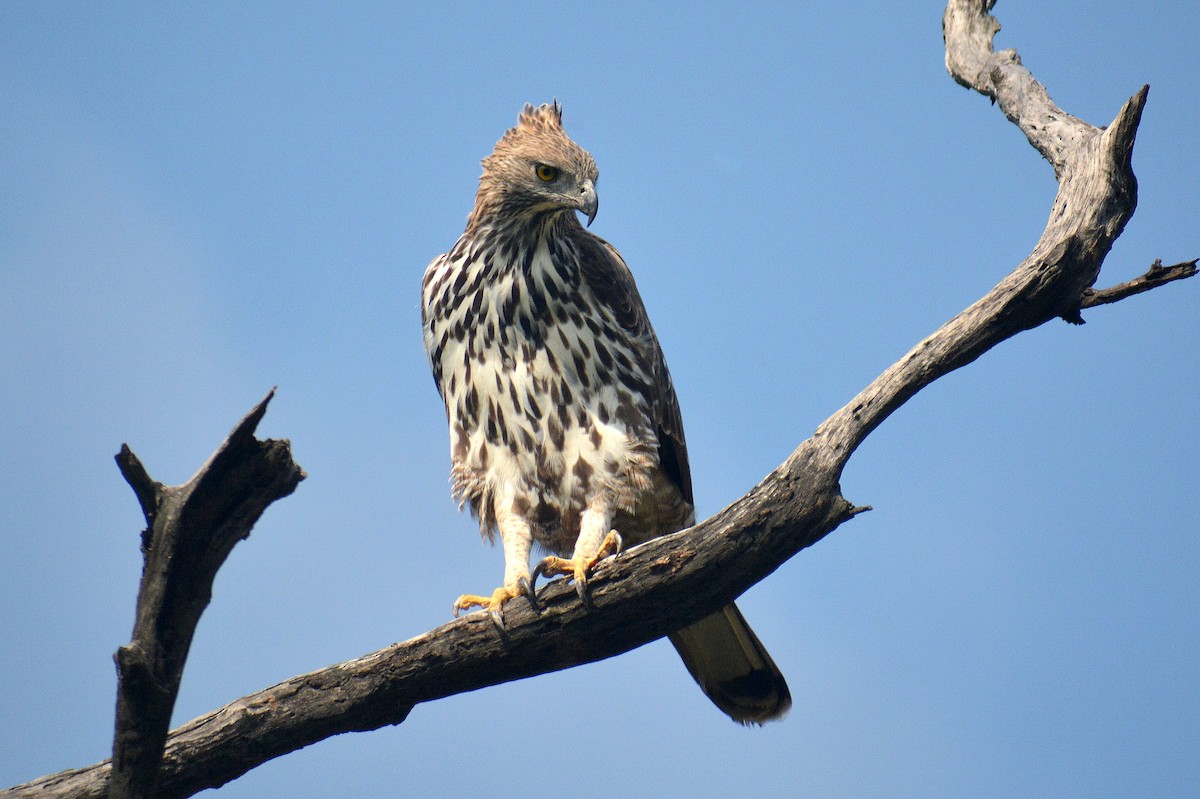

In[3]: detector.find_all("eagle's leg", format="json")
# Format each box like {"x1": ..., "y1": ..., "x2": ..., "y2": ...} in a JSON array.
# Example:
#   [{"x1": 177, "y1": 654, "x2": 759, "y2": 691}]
[
  {"x1": 452, "y1": 503, "x2": 537, "y2": 629},
  {"x1": 532, "y1": 504, "x2": 622, "y2": 608}
]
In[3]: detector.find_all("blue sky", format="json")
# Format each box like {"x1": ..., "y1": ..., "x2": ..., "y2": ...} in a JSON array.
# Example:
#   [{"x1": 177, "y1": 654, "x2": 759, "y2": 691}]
[{"x1": 2, "y1": 2, "x2": 1197, "y2": 797}]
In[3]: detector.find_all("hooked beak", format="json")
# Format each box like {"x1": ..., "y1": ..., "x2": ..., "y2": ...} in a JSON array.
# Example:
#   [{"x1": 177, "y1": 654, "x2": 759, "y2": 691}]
[{"x1": 578, "y1": 179, "x2": 598, "y2": 227}]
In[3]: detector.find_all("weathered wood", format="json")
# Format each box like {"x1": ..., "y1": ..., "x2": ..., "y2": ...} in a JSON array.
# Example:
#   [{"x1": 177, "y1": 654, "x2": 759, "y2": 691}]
[
  {"x1": 3, "y1": 478, "x2": 854, "y2": 799},
  {"x1": 1082, "y1": 259, "x2": 1199, "y2": 309},
  {"x1": 108, "y1": 390, "x2": 305, "y2": 799}
]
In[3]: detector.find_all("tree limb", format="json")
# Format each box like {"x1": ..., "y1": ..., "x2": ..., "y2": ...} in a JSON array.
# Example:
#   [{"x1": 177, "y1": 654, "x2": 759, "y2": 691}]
[
  {"x1": 107, "y1": 390, "x2": 306, "y2": 799},
  {"x1": 1081, "y1": 259, "x2": 1199, "y2": 309},
  {"x1": 5, "y1": 3, "x2": 1194, "y2": 797}
]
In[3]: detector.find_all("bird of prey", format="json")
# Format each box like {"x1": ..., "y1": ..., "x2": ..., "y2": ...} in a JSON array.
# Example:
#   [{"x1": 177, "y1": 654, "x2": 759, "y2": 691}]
[{"x1": 421, "y1": 102, "x2": 790, "y2": 723}]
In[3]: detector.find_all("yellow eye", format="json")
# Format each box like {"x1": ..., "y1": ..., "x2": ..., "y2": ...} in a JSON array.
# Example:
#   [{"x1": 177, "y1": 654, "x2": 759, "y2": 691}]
[{"x1": 535, "y1": 164, "x2": 558, "y2": 182}]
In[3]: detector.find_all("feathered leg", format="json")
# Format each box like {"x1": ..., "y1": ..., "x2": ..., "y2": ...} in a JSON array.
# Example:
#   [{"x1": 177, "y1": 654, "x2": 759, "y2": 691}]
[{"x1": 453, "y1": 500, "x2": 538, "y2": 628}]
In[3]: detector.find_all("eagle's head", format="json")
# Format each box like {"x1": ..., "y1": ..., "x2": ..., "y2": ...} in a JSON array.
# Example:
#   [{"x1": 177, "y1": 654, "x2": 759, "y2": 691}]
[{"x1": 473, "y1": 101, "x2": 599, "y2": 228}]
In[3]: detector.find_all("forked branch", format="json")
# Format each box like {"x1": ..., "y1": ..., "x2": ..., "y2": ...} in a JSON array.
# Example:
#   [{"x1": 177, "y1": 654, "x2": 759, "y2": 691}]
[{"x1": 108, "y1": 390, "x2": 305, "y2": 799}]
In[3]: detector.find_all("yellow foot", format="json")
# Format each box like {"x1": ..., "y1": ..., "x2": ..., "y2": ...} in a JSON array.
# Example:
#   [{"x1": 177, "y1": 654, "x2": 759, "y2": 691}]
[
  {"x1": 531, "y1": 530, "x2": 623, "y2": 608},
  {"x1": 452, "y1": 577, "x2": 537, "y2": 631}
]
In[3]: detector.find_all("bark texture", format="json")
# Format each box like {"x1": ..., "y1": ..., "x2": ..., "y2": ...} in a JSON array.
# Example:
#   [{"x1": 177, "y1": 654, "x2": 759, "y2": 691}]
[{"x1": 108, "y1": 390, "x2": 305, "y2": 799}]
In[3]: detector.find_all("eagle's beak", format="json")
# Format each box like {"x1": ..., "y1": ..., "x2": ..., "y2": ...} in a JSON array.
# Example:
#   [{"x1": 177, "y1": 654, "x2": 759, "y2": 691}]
[{"x1": 578, "y1": 180, "x2": 598, "y2": 227}]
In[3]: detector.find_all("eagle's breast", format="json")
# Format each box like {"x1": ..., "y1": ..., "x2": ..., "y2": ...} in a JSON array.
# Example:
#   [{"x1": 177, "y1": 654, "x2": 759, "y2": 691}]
[{"x1": 422, "y1": 224, "x2": 666, "y2": 553}]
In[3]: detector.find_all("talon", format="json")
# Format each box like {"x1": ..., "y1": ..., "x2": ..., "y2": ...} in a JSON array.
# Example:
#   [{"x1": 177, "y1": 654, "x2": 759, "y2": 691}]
[
  {"x1": 575, "y1": 573, "x2": 593, "y2": 609},
  {"x1": 597, "y1": 530, "x2": 623, "y2": 559},
  {"x1": 532, "y1": 555, "x2": 573, "y2": 588},
  {"x1": 518, "y1": 575, "x2": 539, "y2": 611},
  {"x1": 531, "y1": 531, "x2": 624, "y2": 609},
  {"x1": 452, "y1": 593, "x2": 491, "y2": 618},
  {"x1": 451, "y1": 583, "x2": 531, "y2": 631}
]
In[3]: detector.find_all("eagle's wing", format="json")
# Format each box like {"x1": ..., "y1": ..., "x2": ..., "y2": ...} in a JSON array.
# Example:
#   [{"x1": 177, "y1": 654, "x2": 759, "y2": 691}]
[
  {"x1": 576, "y1": 231, "x2": 789, "y2": 723},
  {"x1": 576, "y1": 233, "x2": 693, "y2": 507}
]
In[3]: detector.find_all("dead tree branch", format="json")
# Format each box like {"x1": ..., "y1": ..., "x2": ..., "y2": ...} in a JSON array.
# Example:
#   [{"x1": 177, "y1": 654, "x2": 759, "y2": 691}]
[
  {"x1": 108, "y1": 390, "x2": 305, "y2": 799},
  {"x1": 1081, "y1": 259, "x2": 1199, "y2": 309},
  {"x1": 4, "y1": 3, "x2": 1193, "y2": 797}
]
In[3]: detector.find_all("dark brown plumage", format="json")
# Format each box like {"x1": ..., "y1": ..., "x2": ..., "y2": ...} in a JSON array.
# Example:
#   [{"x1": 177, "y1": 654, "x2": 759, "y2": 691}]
[{"x1": 421, "y1": 102, "x2": 790, "y2": 723}]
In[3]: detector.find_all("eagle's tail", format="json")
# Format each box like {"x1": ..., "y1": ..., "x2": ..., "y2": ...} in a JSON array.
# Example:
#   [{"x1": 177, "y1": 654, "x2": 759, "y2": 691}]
[{"x1": 668, "y1": 603, "x2": 791, "y2": 724}]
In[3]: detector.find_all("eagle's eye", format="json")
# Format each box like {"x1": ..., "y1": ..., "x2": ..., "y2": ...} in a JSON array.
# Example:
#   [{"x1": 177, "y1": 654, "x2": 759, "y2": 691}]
[{"x1": 535, "y1": 164, "x2": 559, "y2": 182}]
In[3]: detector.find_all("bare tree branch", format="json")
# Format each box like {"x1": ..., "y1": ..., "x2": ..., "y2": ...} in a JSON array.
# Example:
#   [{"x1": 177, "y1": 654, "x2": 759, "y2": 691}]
[
  {"x1": 5, "y1": 478, "x2": 859, "y2": 799},
  {"x1": 5, "y1": 3, "x2": 1194, "y2": 798},
  {"x1": 108, "y1": 390, "x2": 305, "y2": 799},
  {"x1": 944, "y1": 0, "x2": 1095, "y2": 176},
  {"x1": 1082, "y1": 259, "x2": 1200, "y2": 309}
]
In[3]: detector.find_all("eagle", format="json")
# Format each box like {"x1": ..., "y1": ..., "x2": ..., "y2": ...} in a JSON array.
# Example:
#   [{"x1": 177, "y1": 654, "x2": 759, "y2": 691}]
[{"x1": 421, "y1": 102, "x2": 790, "y2": 724}]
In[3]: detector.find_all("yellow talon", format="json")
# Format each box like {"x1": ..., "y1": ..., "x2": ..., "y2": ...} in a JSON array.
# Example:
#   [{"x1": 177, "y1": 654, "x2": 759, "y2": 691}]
[
  {"x1": 452, "y1": 577, "x2": 537, "y2": 630},
  {"x1": 532, "y1": 530, "x2": 623, "y2": 607},
  {"x1": 594, "y1": 529, "x2": 623, "y2": 561}
]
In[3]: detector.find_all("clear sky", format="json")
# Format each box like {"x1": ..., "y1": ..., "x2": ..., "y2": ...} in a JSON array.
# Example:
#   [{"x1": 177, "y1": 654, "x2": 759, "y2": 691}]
[{"x1": 2, "y1": 3, "x2": 1197, "y2": 797}]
